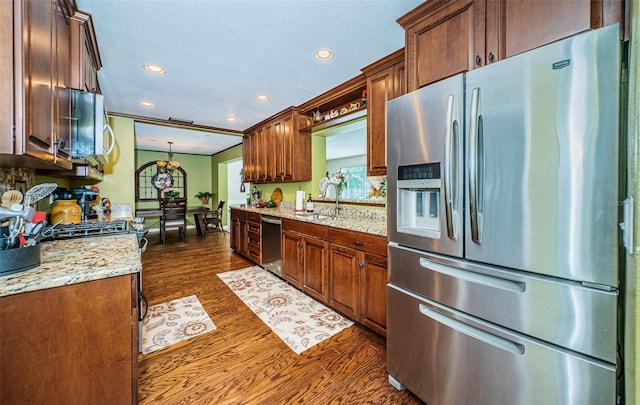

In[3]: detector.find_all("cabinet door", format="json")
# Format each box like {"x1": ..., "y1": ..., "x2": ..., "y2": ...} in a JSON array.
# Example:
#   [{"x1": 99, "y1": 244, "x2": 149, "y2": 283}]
[
  {"x1": 54, "y1": 0, "x2": 72, "y2": 166},
  {"x1": 486, "y1": 0, "x2": 624, "y2": 61},
  {"x1": 25, "y1": 0, "x2": 56, "y2": 158},
  {"x1": 274, "y1": 120, "x2": 284, "y2": 180},
  {"x1": 250, "y1": 130, "x2": 262, "y2": 182},
  {"x1": 402, "y1": 0, "x2": 485, "y2": 91},
  {"x1": 281, "y1": 114, "x2": 294, "y2": 181},
  {"x1": 328, "y1": 244, "x2": 359, "y2": 319},
  {"x1": 239, "y1": 217, "x2": 248, "y2": 257},
  {"x1": 263, "y1": 123, "x2": 275, "y2": 182},
  {"x1": 282, "y1": 230, "x2": 303, "y2": 288},
  {"x1": 230, "y1": 217, "x2": 238, "y2": 251},
  {"x1": 359, "y1": 252, "x2": 388, "y2": 336},
  {"x1": 242, "y1": 134, "x2": 252, "y2": 182},
  {"x1": 367, "y1": 68, "x2": 393, "y2": 177},
  {"x1": 0, "y1": 275, "x2": 135, "y2": 404},
  {"x1": 302, "y1": 236, "x2": 328, "y2": 303},
  {"x1": 0, "y1": 1, "x2": 12, "y2": 153}
]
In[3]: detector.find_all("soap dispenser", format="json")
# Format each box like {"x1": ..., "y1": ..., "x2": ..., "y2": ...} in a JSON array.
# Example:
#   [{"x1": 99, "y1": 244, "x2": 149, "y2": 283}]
[{"x1": 306, "y1": 193, "x2": 314, "y2": 213}]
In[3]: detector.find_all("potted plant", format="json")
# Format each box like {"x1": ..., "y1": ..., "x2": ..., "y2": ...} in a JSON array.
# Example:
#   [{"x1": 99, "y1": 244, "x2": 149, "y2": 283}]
[{"x1": 195, "y1": 191, "x2": 214, "y2": 205}]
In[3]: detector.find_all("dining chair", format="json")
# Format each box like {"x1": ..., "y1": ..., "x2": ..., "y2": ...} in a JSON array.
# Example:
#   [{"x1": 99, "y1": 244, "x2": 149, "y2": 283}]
[
  {"x1": 160, "y1": 197, "x2": 187, "y2": 244},
  {"x1": 203, "y1": 200, "x2": 225, "y2": 235}
]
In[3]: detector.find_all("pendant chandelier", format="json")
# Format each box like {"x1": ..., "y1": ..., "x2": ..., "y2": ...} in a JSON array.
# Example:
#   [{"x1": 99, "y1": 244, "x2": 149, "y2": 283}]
[{"x1": 156, "y1": 141, "x2": 180, "y2": 173}]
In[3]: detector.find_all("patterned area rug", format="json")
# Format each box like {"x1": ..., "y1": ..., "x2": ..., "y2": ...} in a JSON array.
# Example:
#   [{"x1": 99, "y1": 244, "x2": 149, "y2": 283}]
[
  {"x1": 141, "y1": 295, "x2": 216, "y2": 354},
  {"x1": 218, "y1": 266, "x2": 353, "y2": 354}
]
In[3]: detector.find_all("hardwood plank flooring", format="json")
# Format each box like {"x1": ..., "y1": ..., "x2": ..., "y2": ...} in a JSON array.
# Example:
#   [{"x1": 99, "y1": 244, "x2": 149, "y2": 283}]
[{"x1": 138, "y1": 229, "x2": 424, "y2": 404}]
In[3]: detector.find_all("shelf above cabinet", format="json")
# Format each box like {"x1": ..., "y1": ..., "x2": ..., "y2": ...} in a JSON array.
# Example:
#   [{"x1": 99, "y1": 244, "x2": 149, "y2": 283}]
[{"x1": 299, "y1": 107, "x2": 366, "y2": 133}]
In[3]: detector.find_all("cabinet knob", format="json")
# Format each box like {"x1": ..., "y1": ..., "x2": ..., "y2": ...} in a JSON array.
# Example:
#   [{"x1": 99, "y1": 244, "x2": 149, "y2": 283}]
[
  {"x1": 358, "y1": 260, "x2": 365, "y2": 268},
  {"x1": 354, "y1": 240, "x2": 364, "y2": 246},
  {"x1": 488, "y1": 52, "x2": 495, "y2": 63},
  {"x1": 297, "y1": 242, "x2": 303, "y2": 248},
  {"x1": 475, "y1": 55, "x2": 482, "y2": 66},
  {"x1": 337, "y1": 248, "x2": 344, "y2": 253},
  {"x1": 55, "y1": 138, "x2": 66, "y2": 150}
]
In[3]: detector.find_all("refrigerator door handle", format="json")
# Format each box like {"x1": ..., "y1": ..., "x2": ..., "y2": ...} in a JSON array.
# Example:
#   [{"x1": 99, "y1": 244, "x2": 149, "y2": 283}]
[
  {"x1": 419, "y1": 258, "x2": 525, "y2": 292},
  {"x1": 444, "y1": 94, "x2": 458, "y2": 239},
  {"x1": 469, "y1": 87, "x2": 483, "y2": 242},
  {"x1": 418, "y1": 303, "x2": 525, "y2": 355}
]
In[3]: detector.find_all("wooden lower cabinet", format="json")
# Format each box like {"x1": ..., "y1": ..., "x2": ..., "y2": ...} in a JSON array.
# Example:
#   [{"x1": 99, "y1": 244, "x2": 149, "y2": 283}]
[
  {"x1": 358, "y1": 251, "x2": 388, "y2": 336},
  {"x1": 281, "y1": 217, "x2": 389, "y2": 335},
  {"x1": 230, "y1": 208, "x2": 248, "y2": 258},
  {"x1": 247, "y1": 212, "x2": 262, "y2": 264},
  {"x1": 282, "y1": 229, "x2": 303, "y2": 288},
  {"x1": 329, "y1": 235, "x2": 388, "y2": 336},
  {"x1": 301, "y1": 236, "x2": 329, "y2": 303},
  {"x1": 0, "y1": 274, "x2": 138, "y2": 404}
]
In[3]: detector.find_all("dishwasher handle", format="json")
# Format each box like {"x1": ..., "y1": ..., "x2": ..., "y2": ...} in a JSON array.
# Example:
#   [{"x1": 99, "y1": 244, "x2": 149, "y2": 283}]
[{"x1": 261, "y1": 215, "x2": 282, "y2": 225}]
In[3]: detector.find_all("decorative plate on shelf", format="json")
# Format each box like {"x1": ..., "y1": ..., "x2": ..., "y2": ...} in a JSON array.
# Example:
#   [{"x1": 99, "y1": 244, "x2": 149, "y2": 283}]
[
  {"x1": 270, "y1": 188, "x2": 283, "y2": 206},
  {"x1": 319, "y1": 178, "x2": 329, "y2": 196}
]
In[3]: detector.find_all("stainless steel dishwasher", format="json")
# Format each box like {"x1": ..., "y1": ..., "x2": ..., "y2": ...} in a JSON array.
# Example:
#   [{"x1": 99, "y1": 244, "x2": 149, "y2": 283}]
[{"x1": 260, "y1": 215, "x2": 282, "y2": 277}]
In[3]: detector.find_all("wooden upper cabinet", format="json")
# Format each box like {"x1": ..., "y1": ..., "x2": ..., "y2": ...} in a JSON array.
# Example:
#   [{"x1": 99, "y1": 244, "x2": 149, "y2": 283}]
[
  {"x1": 243, "y1": 108, "x2": 311, "y2": 184},
  {"x1": 487, "y1": 0, "x2": 626, "y2": 61},
  {"x1": 0, "y1": 1, "x2": 14, "y2": 154},
  {"x1": 399, "y1": 0, "x2": 484, "y2": 91},
  {"x1": 70, "y1": 10, "x2": 102, "y2": 92},
  {"x1": 54, "y1": 0, "x2": 72, "y2": 164},
  {"x1": 242, "y1": 134, "x2": 252, "y2": 182},
  {"x1": 400, "y1": 0, "x2": 626, "y2": 91},
  {"x1": 362, "y1": 49, "x2": 405, "y2": 177}
]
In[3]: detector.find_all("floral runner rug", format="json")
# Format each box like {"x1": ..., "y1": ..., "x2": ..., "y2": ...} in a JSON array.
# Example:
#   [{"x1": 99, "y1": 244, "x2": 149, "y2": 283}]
[
  {"x1": 218, "y1": 266, "x2": 353, "y2": 354},
  {"x1": 141, "y1": 295, "x2": 216, "y2": 354}
]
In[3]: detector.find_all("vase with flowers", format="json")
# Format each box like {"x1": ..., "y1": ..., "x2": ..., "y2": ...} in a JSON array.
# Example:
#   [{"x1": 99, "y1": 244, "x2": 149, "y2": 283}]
[
  {"x1": 164, "y1": 187, "x2": 181, "y2": 198},
  {"x1": 326, "y1": 171, "x2": 348, "y2": 198}
]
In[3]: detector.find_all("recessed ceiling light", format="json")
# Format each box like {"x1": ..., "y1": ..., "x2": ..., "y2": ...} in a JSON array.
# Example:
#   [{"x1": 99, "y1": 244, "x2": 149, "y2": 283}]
[
  {"x1": 314, "y1": 49, "x2": 334, "y2": 61},
  {"x1": 226, "y1": 115, "x2": 237, "y2": 122},
  {"x1": 143, "y1": 64, "x2": 165, "y2": 74},
  {"x1": 256, "y1": 94, "x2": 270, "y2": 101},
  {"x1": 139, "y1": 100, "x2": 155, "y2": 108}
]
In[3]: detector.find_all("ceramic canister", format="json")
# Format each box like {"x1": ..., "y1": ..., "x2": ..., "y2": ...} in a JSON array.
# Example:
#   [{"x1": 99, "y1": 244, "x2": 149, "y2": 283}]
[{"x1": 50, "y1": 199, "x2": 82, "y2": 224}]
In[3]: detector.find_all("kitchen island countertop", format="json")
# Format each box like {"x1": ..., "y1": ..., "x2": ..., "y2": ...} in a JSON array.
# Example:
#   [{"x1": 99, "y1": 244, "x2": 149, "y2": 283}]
[
  {"x1": 231, "y1": 204, "x2": 387, "y2": 237},
  {"x1": 0, "y1": 233, "x2": 141, "y2": 298}
]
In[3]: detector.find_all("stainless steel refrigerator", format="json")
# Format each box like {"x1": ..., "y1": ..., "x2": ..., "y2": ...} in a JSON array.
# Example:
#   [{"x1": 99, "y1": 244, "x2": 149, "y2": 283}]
[{"x1": 386, "y1": 24, "x2": 623, "y2": 404}]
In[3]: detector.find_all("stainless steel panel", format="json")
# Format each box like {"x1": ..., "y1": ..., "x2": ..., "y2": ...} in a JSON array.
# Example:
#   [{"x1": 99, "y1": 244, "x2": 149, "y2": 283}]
[
  {"x1": 261, "y1": 215, "x2": 282, "y2": 277},
  {"x1": 464, "y1": 24, "x2": 621, "y2": 287},
  {"x1": 387, "y1": 74, "x2": 464, "y2": 258},
  {"x1": 387, "y1": 285, "x2": 616, "y2": 405},
  {"x1": 388, "y1": 244, "x2": 618, "y2": 362}
]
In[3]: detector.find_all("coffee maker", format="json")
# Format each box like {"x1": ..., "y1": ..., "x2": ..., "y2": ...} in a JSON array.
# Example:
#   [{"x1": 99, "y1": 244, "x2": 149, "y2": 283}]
[{"x1": 52, "y1": 188, "x2": 99, "y2": 221}]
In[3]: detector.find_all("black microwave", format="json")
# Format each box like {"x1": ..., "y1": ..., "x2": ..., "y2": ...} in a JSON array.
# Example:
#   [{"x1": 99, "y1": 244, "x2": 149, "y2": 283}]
[{"x1": 70, "y1": 89, "x2": 114, "y2": 165}]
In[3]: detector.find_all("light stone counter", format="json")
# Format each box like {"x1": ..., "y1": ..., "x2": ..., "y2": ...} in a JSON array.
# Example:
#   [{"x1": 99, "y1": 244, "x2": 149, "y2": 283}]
[
  {"x1": 232, "y1": 202, "x2": 387, "y2": 237},
  {"x1": 0, "y1": 233, "x2": 141, "y2": 297}
]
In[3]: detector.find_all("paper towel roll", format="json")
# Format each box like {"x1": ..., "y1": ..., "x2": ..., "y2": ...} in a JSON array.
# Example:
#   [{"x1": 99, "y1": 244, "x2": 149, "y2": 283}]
[{"x1": 295, "y1": 190, "x2": 305, "y2": 211}]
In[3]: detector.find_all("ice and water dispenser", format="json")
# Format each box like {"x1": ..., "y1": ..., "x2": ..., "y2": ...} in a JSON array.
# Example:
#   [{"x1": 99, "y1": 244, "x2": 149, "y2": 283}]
[{"x1": 396, "y1": 163, "x2": 442, "y2": 239}]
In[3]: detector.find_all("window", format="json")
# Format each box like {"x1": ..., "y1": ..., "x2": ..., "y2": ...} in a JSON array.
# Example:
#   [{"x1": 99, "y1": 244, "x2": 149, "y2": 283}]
[
  {"x1": 339, "y1": 165, "x2": 370, "y2": 201},
  {"x1": 135, "y1": 161, "x2": 187, "y2": 202}
]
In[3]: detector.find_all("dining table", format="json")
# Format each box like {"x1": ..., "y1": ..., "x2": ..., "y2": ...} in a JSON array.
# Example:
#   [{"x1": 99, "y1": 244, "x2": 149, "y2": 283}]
[{"x1": 135, "y1": 206, "x2": 211, "y2": 235}]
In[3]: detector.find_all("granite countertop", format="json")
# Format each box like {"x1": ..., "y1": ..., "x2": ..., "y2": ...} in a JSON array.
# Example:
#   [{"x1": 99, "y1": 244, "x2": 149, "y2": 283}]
[
  {"x1": 0, "y1": 233, "x2": 141, "y2": 298},
  {"x1": 231, "y1": 204, "x2": 387, "y2": 237}
]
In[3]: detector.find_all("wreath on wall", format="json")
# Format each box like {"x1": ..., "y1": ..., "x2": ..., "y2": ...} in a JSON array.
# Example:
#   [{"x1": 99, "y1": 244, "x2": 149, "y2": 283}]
[{"x1": 151, "y1": 172, "x2": 173, "y2": 190}]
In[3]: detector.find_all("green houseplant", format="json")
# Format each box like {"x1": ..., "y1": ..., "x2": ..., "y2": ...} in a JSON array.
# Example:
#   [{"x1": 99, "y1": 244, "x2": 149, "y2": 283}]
[{"x1": 195, "y1": 191, "x2": 214, "y2": 205}]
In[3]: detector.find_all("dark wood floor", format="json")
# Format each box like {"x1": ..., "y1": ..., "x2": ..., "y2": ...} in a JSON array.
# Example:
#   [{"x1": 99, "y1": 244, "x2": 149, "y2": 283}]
[{"x1": 138, "y1": 228, "x2": 424, "y2": 405}]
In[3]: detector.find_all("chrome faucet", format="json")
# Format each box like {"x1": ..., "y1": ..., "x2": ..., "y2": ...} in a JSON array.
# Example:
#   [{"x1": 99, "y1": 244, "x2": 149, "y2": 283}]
[{"x1": 324, "y1": 183, "x2": 342, "y2": 218}]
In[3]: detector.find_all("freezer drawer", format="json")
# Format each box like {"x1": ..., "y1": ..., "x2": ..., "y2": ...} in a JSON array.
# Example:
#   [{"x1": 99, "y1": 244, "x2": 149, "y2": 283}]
[
  {"x1": 388, "y1": 244, "x2": 618, "y2": 363},
  {"x1": 387, "y1": 285, "x2": 616, "y2": 405}
]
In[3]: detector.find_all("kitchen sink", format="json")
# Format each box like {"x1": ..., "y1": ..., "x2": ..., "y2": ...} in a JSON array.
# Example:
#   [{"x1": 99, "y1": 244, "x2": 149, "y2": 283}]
[{"x1": 295, "y1": 213, "x2": 336, "y2": 221}]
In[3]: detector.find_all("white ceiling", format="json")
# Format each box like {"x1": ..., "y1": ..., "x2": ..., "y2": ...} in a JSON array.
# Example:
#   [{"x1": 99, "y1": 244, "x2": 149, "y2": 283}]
[{"x1": 75, "y1": 0, "x2": 422, "y2": 155}]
